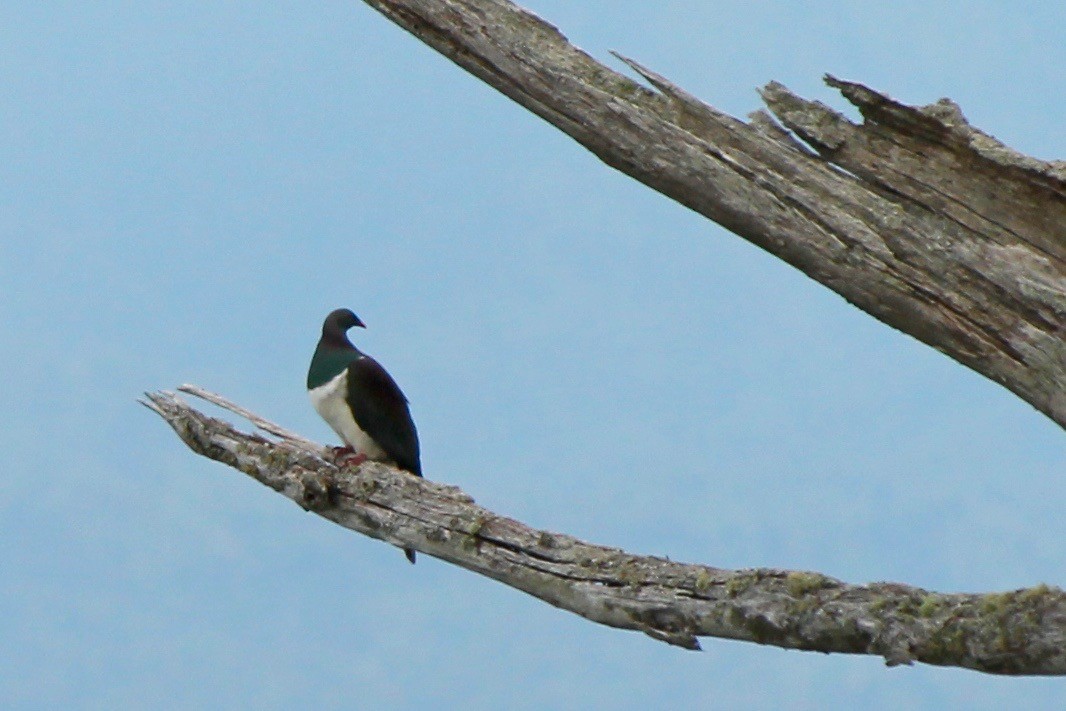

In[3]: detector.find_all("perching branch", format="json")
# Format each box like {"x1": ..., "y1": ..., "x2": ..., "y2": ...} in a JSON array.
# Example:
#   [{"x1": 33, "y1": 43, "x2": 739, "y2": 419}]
[
  {"x1": 146, "y1": 386, "x2": 1066, "y2": 675},
  {"x1": 358, "y1": 0, "x2": 1066, "y2": 429}
]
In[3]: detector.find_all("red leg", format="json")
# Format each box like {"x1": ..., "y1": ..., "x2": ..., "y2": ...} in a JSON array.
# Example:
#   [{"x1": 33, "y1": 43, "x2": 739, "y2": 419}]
[{"x1": 331, "y1": 446, "x2": 368, "y2": 467}]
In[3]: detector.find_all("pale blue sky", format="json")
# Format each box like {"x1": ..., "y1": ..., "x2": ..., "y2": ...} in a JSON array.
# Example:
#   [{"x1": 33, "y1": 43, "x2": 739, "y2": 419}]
[{"x1": 2, "y1": 1, "x2": 1064, "y2": 709}]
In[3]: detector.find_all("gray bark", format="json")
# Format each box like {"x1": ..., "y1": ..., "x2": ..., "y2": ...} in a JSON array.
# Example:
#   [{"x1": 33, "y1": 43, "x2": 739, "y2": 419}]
[
  {"x1": 149, "y1": 0, "x2": 1066, "y2": 679},
  {"x1": 145, "y1": 386, "x2": 1066, "y2": 675},
  {"x1": 359, "y1": 0, "x2": 1066, "y2": 428}
]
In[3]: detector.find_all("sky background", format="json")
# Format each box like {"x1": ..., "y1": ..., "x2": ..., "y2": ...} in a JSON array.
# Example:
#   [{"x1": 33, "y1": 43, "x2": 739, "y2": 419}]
[{"x1": 2, "y1": 1, "x2": 1064, "y2": 709}]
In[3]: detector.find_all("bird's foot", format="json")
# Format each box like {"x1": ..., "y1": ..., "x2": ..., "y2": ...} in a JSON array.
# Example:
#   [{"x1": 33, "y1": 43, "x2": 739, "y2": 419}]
[{"x1": 330, "y1": 446, "x2": 368, "y2": 468}]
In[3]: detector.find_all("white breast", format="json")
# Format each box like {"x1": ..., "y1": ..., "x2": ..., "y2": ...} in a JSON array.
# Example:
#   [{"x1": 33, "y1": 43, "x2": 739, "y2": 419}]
[{"x1": 308, "y1": 370, "x2": 387, "y2": 459}]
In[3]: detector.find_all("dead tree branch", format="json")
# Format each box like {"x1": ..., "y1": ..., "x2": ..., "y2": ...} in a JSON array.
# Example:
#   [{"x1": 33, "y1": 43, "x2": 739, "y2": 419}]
[
  {"x1": 358, "y1": 0, "x2": 1066, "y2": 428},
  {"x1": 145, "y1": 387, "x2": 1066, "y2": 675},
  {"x1": 150, "y1": 0, "x2": 1066, "y2": 679}
]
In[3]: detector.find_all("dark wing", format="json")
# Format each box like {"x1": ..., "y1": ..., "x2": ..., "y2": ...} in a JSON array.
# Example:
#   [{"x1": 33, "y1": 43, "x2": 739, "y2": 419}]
[{"x1": 346, "y1": 355, "x2": 422, "y2": 476}]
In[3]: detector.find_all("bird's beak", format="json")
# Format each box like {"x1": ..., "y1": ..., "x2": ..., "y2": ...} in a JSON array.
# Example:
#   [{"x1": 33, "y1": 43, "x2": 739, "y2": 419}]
[{"x1": 354, "y1": 317, "x2": 366, "y2": 329}]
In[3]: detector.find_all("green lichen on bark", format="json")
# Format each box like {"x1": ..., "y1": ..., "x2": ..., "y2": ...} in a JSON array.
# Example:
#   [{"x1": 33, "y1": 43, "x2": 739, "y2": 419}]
[{"x1": 785, "y1": 571, "x2": 835, "y2": 597}]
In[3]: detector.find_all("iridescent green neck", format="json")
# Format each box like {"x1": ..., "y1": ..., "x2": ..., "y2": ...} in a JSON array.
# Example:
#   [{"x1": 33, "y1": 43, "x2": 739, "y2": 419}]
[{"x1": 307, "y1": 344, "x2": 360, "y2": 389}]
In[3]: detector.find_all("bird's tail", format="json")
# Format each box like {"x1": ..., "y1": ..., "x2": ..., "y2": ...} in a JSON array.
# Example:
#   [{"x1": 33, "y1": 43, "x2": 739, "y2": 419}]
[{"x1": 405, "y1": 548, "x2": 416, "y2": 564}]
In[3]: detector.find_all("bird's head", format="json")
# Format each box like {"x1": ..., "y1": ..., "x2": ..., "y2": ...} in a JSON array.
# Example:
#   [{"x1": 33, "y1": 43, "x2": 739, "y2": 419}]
[{"x1": 322, "y1": 308, "x2": 366, "y2": 341}]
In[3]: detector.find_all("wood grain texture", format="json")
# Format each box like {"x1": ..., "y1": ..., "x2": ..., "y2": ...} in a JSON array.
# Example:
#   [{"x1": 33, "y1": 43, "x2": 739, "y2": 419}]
[
  {"x1": 145, "y1": 387, "x2": 1066, "y2": 675},
  {"x1": 358, "y1": 0, "x2": 1066, "y2": 428}
]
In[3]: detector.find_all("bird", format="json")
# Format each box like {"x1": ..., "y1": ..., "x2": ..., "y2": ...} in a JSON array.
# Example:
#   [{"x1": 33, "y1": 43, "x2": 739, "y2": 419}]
[{"x1": 307, "y1": 308, "x2": 422, "y2": 563}]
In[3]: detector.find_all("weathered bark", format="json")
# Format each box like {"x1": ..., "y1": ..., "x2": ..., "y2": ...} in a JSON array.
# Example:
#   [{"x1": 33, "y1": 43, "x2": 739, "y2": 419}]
[
  {"x1": 151, "y1": 0, "x2": 1066, "y2": 679},
  {"x1": 358, "y1": 0, "x2": 1066, "y2": 429},
  {"x1": 146, "y1": 386, "x2": 1066, "y2": 675}
]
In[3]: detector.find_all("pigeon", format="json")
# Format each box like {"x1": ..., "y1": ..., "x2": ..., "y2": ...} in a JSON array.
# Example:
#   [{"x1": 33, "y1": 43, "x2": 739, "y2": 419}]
[{"x1": 307, "y1": 308, "x2": 421, "y2": 563}]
